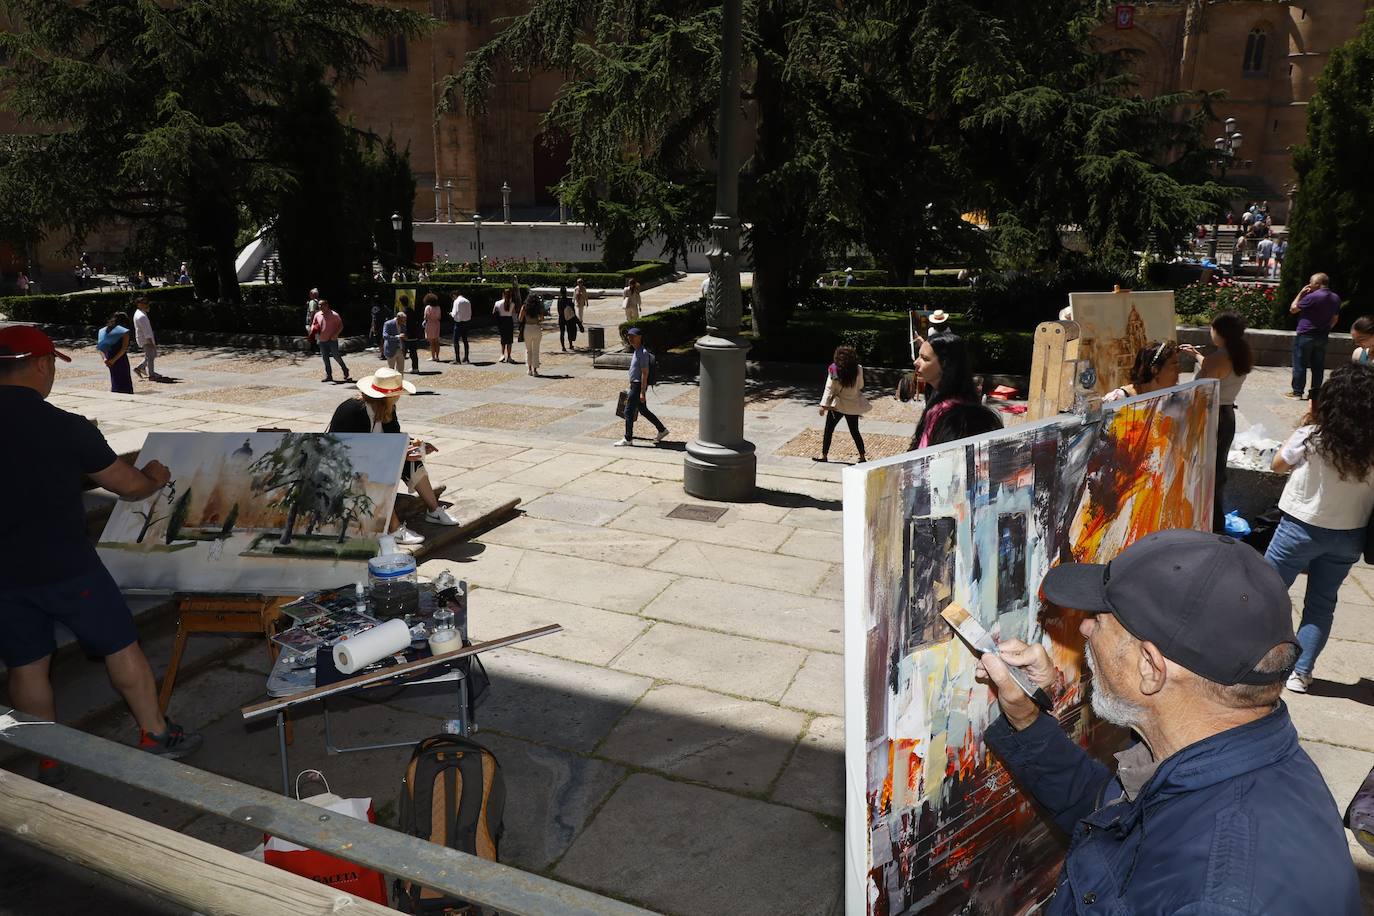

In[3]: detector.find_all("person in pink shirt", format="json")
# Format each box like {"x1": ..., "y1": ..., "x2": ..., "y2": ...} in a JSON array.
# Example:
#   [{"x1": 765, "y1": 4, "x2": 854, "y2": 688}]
[
  {"x1": 309, "y1": 299, "x2": 351, "y2": 383},
  {"x1": 422, "y1": 292, "x2": 442, "y2": 361}
]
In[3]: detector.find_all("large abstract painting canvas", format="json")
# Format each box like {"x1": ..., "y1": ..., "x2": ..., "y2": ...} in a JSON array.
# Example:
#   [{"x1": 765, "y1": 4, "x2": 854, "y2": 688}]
[
  {"x1": 843, "y1": 381, "x2": 1217, "y2": 915},
  {"x1": 99, "y1": 432, "x2": 407, "y2": 594}
]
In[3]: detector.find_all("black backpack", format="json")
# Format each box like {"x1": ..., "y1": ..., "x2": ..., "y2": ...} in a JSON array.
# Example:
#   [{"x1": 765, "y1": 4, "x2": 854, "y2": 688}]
[
  {"x1": 644, "y1": 348, "x2": 660, "y2": 387},
  {"x1": 394, "y1": 734, "x2": 505, "y2": 913}
]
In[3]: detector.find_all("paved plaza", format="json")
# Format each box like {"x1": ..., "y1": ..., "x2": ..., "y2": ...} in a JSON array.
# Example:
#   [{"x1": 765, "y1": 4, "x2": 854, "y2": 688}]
[{"x1": 2, "y1": 280, "x2": 1372, "y2": 913}]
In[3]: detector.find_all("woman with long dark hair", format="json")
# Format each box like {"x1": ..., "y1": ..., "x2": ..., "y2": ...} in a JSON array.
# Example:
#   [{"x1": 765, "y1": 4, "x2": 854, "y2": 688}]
[
  {"x1": 96, "y1": 312, "x2": 134, "y2": 393},
  {"x1": 909, "y1": 332, "x2": 978, "y2": 450},
  {"x1": 1196, "y1": 312, "x2": 1255, "y2": 532},
  {"x1": 1103, "y1": 339, "x2": 1182, "y2": 402},
  {"x1": 1265, "y1": 364, "x2": 1374, "y2": 692},
  {"x1": 814, "y1": 345, "x2": 870, "y2": 463},
  {"x1": 519, "y1": 290, "x2": 545, "y2": 376}
]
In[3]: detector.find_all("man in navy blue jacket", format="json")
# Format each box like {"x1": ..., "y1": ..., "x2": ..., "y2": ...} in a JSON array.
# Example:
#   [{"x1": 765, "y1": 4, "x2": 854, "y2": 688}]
[{"x1": 980, "y1": 529, "x2": 1359, "y2": 914}]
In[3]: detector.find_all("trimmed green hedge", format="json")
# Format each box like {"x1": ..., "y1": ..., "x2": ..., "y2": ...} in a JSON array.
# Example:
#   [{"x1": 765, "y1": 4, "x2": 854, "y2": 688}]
[
  {"x1": 794, "y1": 286, "x2": 974, "y2": 313},
  {"x1": 0, "y1": 281, "x2": 516, "y2": 336},
  {"x1": 619, "y1": 297, "x2": 1034, "y2": 374},
  {"x1": 430, "y1": 260, "x2": 673, "y2": 289}
]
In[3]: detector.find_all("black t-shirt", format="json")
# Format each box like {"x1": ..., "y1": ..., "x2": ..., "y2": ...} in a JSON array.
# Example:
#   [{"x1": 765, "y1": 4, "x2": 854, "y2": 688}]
[{"x1": 0, "y1": 386, "x2": 117, "y2": 587}]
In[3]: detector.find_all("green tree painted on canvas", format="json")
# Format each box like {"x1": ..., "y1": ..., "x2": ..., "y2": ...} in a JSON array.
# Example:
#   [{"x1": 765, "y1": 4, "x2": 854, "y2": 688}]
[
  {"x1": 164, "y1": 487, "x2": 192, "y2": 544},
  {"x1": 247, "y1": 434, "x2": 360, "y2": 546}
]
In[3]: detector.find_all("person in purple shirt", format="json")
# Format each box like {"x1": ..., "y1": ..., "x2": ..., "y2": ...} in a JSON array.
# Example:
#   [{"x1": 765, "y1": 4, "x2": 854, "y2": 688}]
[{"x1": 1286, "y1": 272, "x2": 1342, "y2": 399}]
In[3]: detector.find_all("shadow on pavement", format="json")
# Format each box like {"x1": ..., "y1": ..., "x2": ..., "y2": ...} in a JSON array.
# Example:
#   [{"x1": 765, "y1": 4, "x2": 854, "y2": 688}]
[{"x1": 1308, "y1": 677, "x2": 1374, "y2": 707}]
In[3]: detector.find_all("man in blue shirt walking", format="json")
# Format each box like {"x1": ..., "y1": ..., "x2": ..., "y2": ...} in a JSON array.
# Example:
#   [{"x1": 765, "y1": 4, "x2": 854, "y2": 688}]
[
  {"x1": 979, "y1": 530, "x2": 1359, "y2": 914},
  {"x1": 615, "y1": 328, "x2": 668, "y2": 446}
]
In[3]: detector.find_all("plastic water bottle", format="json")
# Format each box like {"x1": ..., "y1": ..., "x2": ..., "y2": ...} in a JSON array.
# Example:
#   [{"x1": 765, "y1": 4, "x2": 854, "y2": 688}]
[
  {"x1": 367, "y1": 538, "x2": 418, "y2": 619},
  {"x1": 442, "y1": 717, "x2": 464, "y2": 735}
]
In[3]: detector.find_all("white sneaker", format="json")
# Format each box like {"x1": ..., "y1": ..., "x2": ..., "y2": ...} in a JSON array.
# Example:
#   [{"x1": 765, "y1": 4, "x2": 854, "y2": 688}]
[
  {"x1": 1286, "y1": 671, "x2": 1312, "y2": 693},
  {"x1": 613, "y1": 438, "x2": 631, "y2": 447},
  {"x1": 391, "y1": 526, "x2": 425, "y2": 546},
  {"x1": 425, "y1": 508, "x2": 460, "y2": 526},
  {"x1": 654, "y1": 428, "x2": 669, "y2": 443}
]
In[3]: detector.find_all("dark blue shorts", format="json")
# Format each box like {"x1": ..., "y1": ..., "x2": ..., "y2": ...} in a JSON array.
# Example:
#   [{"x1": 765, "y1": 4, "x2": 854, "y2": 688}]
[{"x1": 0, "y1": 563, "x2": 139, "y2": 667}]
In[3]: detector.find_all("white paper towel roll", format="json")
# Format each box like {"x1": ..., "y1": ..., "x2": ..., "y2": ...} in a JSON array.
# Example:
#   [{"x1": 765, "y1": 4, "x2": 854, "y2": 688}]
[{"x1": 333, "y1": 618, "x2": 412, "y2": 674}]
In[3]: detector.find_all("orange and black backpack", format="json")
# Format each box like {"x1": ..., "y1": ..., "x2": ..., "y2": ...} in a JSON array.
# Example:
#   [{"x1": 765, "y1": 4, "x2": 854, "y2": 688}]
[{"x1": 394, "y1": 734, "x2": 505, "y2": 913}]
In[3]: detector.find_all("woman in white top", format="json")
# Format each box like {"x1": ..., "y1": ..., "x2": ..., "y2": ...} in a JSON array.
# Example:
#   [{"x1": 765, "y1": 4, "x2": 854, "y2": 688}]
[
  {"x1": 518, "y1": 291, "x2": 545, "y2": 376},
  {"x1": 492, "y1": 289, "x2": 517, "y2": 363},
  {"x1": 574, "y1": 278, "x2": 590, "y2": 324},
  {"x1": 1265, "y1": 364, "x2": 1374, "y2": 692},
  {"x1": 1195, "y1": 312, "x2": 1254, "y2": 533},
  {"x1": 622, "y1": 278, "x2": 641, "y2": 322},
  {"x1": 814, "y1": 345, "x2": 869, "y2": 463}
]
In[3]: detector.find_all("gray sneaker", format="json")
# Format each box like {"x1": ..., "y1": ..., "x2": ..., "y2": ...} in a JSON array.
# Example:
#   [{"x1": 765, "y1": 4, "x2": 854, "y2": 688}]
[
  {"x1": 1285, "y1": 671, "x2": 1313, "y2": 693},
  {"x1": 139, "y1": 720, "x2": 204, "y2": 760}
]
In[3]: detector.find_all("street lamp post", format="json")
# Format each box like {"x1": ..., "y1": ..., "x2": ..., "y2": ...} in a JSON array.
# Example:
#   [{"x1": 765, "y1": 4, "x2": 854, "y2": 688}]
[
  {"x1": 501, "y1": 181, "x2": 511, "y2": 224},
  {"x1": 559, "y1": 199, "x2": 568, "y2": 225},
  {"x1": 433, "y1": 182, "x2": 442, "y2": 224},
  {"x1": 390, "y1": 211, "x2": 403, "y2": 278},
  {"x1": 684, "y1": 0, "x2": 755, "y2": 500},
  {"x1": 1208, "y1": 117, "x2": 1243, "y2": 263},
  {"x1": 472, "y1": 214, "x2": 485, "y2": 282},
  {"x1": 445, "y1": 179, "x2": 454, "y2": 223}
]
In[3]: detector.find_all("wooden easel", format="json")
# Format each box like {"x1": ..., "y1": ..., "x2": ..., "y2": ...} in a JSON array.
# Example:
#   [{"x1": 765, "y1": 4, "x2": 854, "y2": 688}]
[
  {"x1": 1027, "y1": 320, "x2": 1085, "y2": 420},
  {"x1": 158, "y1": 593, "x2": 289, "y2": 715}
]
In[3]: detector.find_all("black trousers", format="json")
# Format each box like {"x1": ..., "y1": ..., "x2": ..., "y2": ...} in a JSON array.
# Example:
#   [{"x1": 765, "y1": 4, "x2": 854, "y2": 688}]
[
  {"x1": 822, "y1": 410, "x2": 865, "y2": 457},
  {"x1": 1213, "y1": 404, "x2": 1236, "y2": 534},
  {"x1": 452, "y1": 321, "x2": 470, "y2": 362}
]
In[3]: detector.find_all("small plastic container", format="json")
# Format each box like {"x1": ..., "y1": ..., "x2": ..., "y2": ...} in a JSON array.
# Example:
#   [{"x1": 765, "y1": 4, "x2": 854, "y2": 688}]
[
  {"x1": 428, "y1": 607, "x2": 462, "y2": 656},
  {"x1": 368, "y1": 549, "x2": 419, "y2": 620}
]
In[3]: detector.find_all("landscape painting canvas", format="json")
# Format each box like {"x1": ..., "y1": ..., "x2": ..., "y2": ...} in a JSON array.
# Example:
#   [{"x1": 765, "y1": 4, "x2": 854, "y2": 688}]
[
  {"x1": 99, "y1": 432, "x2": 407, "y2": 594},
  {"x1": 1067, "y1": 290, "x2": 1176, "y2": 398},
  {"x1": 842, "y1": 380, "x2": 1217, "y2": 915}
]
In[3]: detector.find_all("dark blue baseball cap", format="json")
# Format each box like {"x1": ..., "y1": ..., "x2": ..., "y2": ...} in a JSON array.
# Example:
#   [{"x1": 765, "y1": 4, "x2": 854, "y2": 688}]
[{"x1": 1042, "y1": 529, "x2": 1297, "y2": 686}]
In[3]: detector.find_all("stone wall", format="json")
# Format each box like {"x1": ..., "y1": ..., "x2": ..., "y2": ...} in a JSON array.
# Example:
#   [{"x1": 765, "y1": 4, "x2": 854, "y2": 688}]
[{"x1": 1177, "y1": 325, "x2": 1359, "y2": 366}]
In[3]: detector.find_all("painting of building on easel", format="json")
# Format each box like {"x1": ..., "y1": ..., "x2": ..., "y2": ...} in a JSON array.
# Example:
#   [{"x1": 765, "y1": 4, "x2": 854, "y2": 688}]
[
  {"x1": 1067, "y1": 290, "x2": 1177, "y2": 398},
  {"x1": 99, "y1": 432, "x2": 406, "y2": 594},
  {"x1": 842, "y1": 380, "x2": 1217, "y2": 915}
]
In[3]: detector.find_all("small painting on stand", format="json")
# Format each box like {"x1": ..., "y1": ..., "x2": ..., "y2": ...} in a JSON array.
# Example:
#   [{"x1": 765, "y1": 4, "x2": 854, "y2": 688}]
[{"x1": 98, "y1": 432, "x2": 407, "y2": 594}]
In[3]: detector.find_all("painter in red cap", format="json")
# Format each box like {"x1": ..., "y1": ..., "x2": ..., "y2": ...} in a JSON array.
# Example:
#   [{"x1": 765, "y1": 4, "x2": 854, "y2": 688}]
[
  {"x1": 0, "y1": 323, "x2": 203, "y2": 775},
  {"x1": 0, "y1": 324, "x2": 72, "y2": 364}
]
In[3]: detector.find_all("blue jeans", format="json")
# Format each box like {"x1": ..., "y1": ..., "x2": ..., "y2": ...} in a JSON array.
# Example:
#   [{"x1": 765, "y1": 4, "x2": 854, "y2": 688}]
[
  {"x1": 319, "y1": 339, "x2": 349, "y2": 380},
  {"x1": 1264, "y1": 514, "x2": 1364, "y2": 676},
  {"x1": 1291, "y1": 331, "x2": 1329, "y2": 397},
  {"x1": 624, "y1": 381, "x2": 665, "y2": 440}
]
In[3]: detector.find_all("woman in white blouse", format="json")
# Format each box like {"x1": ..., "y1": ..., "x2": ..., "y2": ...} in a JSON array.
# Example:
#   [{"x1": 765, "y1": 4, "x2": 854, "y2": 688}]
[
  {"x1": 1265, "y1": 364, "x2": 1374, "y2": 692},
  {"x1": 814, "y1": 345, "x2": 870, "y2": 463}
]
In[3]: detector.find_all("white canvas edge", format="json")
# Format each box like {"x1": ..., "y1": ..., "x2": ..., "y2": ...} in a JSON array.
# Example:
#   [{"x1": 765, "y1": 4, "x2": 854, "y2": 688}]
[{"x1": 840, "y1": 377, "x2": 1216, "y2": 914}]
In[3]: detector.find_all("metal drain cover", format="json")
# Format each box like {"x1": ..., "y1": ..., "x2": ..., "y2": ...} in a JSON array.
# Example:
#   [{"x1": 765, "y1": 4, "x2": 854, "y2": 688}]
[
  {"x1": 667, "y1": 504, "x2": 728, "y2": 523},
  {"x1": 583, "y1": 402, "x2": 603, "y2": 408}
]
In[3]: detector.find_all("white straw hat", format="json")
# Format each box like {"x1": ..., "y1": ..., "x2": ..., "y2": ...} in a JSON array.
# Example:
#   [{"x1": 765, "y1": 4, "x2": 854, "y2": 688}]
[
  {"x1": 356, "y1": 367, "x2": 416, "y2": 399},
  {"x1": 929, "y1": 309, "x2": 950, "y2": 326}
]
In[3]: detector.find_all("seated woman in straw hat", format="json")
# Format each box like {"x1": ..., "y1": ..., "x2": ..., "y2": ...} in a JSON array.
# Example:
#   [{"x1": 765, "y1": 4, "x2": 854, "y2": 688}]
[{"x1": 327, "y1": 367, "x2": 459, "y2": 546}]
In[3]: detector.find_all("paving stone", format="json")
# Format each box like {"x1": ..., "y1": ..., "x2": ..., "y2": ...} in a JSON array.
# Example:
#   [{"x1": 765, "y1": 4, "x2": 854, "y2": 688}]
[
  {"x1": 476, "y1": 731, "x2": 627, "y2": 872},
  {"x1": 602, "y1": 457, "x2": 685, "y2": 481},
  {"x1": 470, "y1": 590, "x2": 650, "y2": 665},
  {"x1": 480, "y1": 515, "x2": 674, "y2": 567},
  {"x1": 555, "y1": 773, "x2": 843, "y2": 916},
  {"x1": 814, "y1": 565, "x2": 844, "y2": 599},
  {"x1": 417, "y1": 440, "x2": 530, "y2": 469},
  {"x1": 506, "y1": 453, "x2": 614, "y2": 489},
  {"x1": 502, "y1": 549, "x2": 675, "y2": 613},
  {"x1": 596, "y1": 684, "x2": 806, "y2": 793},
  {"x1": 419, "y1": 541, "x2": 525, "y2": 590},
  {"x1": 556, "y1": 469, "x2": 660, "y2": 500},
  {"x1": 1285, "y1": 639, "x2": 1374, "y2": 754},
  {"x1": 390, "y1": 647, "x2": 652, "y2": 754},
  {"x1": 648, "y1": 541, "x2": 832, "y2": 596},
  {"x1": 610, "y1": 503, "x2": 793, "y2": 551},
  {"x1": 642, "y1": 577, "x2": 842, "y2": 653},
  {"x1": 520, "y1": 492, "x2": 630, "y2": 526},
  {"x1": 778, "y1": 504, "x2": 845, "y2": 532},
  {"x1": 778, "y1": 526, "x2": 844, "y2": 562},
  {"x1": 781, "y1": 652, "x2": 844, "y2": 715},
  {"x1": 771, "y1": 715, "x2": 844, "y2": 817},
  {"x1": 611, "y1": 622, "x2": 807, "y2": 703}
]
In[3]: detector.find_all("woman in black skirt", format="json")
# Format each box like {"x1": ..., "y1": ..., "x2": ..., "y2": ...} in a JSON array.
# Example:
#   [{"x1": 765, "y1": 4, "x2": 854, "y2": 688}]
[{"x1": 492, "y1": 288, "x2": 517, "y2": 363}]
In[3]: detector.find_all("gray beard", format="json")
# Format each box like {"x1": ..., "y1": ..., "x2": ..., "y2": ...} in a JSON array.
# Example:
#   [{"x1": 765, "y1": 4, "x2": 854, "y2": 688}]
[{"x1": 1085, "y1": 642, "x2": 1147, "y2": 728}]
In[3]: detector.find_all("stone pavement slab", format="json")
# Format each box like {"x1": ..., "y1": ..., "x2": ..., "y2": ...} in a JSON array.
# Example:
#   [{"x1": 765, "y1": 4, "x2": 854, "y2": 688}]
[
  {"x1": 777, "y1": 527, "x2": 844, "y2": 562},
  {"x1": 610, "y1": 503, "x2": 794, "y2": 551},
  {"x1": 771, "y1": 714, "x2": 844, "y2": 818},
  {"x1": 780, "y1": 652, "x2": 844, "y2": 716},
  {"x1": 520, "y1": 492, "x2": 629, "y2": 526},
  {"x1": 479, "y1": 515, "x2": 675, "y2": 567},
  {"x1": 641, "y1": 577, "x2": 843, "y2": 653},
  {"x1": 503, "y1": 550, "x2": 675, "y2": 613},
  {"x1": 596, "y1": 684, "x2": 807, "y2": 794},
  {"x1": 647, "y1": 540, "x2": 833, "y2": 596},
  {"x1": 469, "y1": 589, "x2": 650, "y2": 666},
  {"x1": 554, "y1": 773, "x2": 843, "y2": 916},
  {"x1": 611, "y1": 622, "x2": 808, "y2": 703}
]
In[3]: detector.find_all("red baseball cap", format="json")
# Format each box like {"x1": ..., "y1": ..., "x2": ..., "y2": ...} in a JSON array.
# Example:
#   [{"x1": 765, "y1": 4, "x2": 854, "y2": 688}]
[{"x1": 0, "y1": 325, "x2": 72, "y2": 362}]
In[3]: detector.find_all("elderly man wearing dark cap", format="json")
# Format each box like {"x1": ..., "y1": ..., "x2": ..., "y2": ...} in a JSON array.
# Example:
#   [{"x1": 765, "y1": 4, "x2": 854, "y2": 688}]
[
  {"x1": 978, "y1": 529, "x2": 1358, "y2": 914},
  {"x1": 0, "y1": 327, "x2": 202, "y2": 781},
  {"x1": 614, "y1": 327, "x2": 668, "y2": 447}
]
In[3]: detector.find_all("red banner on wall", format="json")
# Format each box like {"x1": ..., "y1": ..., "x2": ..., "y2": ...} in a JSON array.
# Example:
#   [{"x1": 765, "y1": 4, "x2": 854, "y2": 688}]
[{"x1": 1116, "y1": 4, "x2": 1135, "y2": 29}]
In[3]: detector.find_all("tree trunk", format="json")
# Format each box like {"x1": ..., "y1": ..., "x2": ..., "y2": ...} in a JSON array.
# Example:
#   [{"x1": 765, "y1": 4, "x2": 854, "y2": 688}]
[{"x1": 749, "y1": 228, "x2": 794, "y2": 341}]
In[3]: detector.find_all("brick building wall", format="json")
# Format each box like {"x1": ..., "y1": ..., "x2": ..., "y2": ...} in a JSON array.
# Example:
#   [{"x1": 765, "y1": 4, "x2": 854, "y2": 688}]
[{"x1": 1095, "y1": 0, "x2": 1372, "y2": 220}]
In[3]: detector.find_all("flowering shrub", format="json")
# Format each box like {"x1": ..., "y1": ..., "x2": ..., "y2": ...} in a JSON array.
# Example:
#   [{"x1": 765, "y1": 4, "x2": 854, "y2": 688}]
[{"x1": 1174, "y1": 277, "x2": 1280, "y2": 329}]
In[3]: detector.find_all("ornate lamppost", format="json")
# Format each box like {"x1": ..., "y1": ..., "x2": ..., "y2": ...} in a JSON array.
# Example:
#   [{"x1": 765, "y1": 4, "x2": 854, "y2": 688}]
[{"x1": 1208, "y1": 118, "x2": 1242, "y2": 263}]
